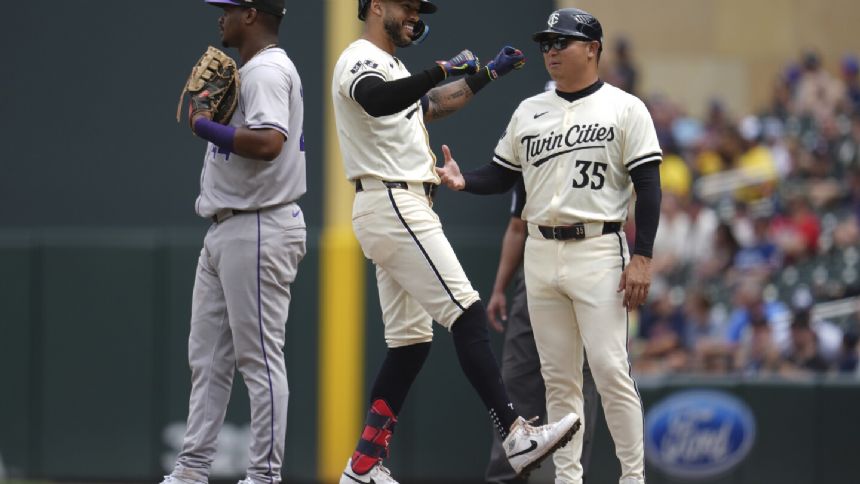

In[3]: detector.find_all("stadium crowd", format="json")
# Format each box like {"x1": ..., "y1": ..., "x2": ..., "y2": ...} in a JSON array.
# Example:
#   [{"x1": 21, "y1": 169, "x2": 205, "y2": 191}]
[{"x1": 602, "y1": 42, "x2": 860, "y2": 377}]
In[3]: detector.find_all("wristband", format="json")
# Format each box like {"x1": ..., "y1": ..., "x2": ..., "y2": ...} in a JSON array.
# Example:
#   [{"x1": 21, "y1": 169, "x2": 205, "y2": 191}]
[
  {"x1": 465, "y1": 67, "x2": 493, "y2": 94},
  {"x1": 193, "y1": 118, "x2": 236, "y2": 153}
]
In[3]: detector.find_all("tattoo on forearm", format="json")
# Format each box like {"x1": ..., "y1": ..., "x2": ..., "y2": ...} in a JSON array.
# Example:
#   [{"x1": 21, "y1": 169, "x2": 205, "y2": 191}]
[{"x1": 427, "y1": 79, "x2": 474, "y2": 121}]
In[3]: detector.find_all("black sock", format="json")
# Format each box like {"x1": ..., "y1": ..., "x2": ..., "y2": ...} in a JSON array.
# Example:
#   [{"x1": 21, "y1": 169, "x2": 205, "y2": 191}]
[
  {"x1": 452, "y1": 301, "x2": 518, "y2": 439},
  {"x1": 369, "y1": 342, "x2": 431, "y2": 414}
]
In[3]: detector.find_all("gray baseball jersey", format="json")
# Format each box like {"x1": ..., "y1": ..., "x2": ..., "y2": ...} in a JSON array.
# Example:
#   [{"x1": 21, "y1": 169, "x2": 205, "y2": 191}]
[
  {"x1": 195, "y1": 48, "x2": 307, "y2": 217},
  {"x1": 172, "y1": 46, "x2": 307, "y2": 484}
]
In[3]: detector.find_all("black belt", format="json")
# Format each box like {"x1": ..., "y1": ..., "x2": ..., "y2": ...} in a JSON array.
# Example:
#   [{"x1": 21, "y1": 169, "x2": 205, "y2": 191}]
[
  {"x1": 355, "y1": 179, "x2": 437, "y2": 198},
  {"x1": 212, "y1": 208, "x2": 257, "y2": 224},
  {"x1": 211, "y1": 202, "x2": 290, "y2": 224},
  {"x1": 537, "y1": 221, "x2": 622, "y2": 240}
]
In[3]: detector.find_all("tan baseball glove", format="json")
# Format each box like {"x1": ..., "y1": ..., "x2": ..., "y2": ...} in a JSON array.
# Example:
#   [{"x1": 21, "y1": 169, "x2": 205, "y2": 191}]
[{"x1": 176, "y1": 46, "x2": 239, "y2": 126}]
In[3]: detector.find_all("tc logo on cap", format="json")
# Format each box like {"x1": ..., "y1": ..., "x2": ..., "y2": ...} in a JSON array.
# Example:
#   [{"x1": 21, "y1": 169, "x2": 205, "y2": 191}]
[{"x1": 548, "y1": 12, "x2": 559, "y2": 27}]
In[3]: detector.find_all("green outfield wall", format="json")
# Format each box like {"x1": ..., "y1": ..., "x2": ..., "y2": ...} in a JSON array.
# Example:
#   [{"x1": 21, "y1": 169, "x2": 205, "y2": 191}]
[{"x1": 2, "y1": 234, "x2": 859, "y2": 484}]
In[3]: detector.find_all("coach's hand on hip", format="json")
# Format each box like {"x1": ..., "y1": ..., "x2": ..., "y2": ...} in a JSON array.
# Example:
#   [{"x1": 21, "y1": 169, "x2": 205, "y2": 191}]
[
  {"x1": 617, "y1": 254, "x2": 651, "y2": 310},
  {"x1": 436, "y1": 144, "x2": 466, "y2": 190}
]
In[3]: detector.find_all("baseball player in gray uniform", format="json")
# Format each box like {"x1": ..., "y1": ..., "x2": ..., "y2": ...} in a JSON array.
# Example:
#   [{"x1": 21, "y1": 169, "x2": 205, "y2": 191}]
[
  {"x1": 331, "y1": 1, "x2": 580, "y2": 483},
  {"x1": 485, "y1": 179, "x2": 600, "y2": 484},
  {"x1": 437, "y1": 8, "x2": 662, "y2": 484},
  {"x1": 162, "y1": 1, "x2": 306, "y2": 483}
]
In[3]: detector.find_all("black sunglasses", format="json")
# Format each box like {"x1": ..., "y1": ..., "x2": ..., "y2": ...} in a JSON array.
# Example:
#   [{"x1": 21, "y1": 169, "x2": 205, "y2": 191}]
[{"x1": 539, "y1": 37, "x2": 590, "y2": 54}]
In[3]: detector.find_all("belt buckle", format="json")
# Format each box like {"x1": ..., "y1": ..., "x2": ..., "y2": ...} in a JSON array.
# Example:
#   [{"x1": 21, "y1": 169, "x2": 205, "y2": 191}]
[{"x1": 552, "y1": 226, "x2": 563, "y2": 240}]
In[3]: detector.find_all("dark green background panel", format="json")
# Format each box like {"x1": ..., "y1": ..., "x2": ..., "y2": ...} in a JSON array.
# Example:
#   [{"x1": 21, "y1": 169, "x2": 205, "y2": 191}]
[
  {"x1": 0, "y1": 240, "x2": 34, "y2": 477},
  {"x1": 38, "y1": 244, "x2": 158, "y2": 478}
]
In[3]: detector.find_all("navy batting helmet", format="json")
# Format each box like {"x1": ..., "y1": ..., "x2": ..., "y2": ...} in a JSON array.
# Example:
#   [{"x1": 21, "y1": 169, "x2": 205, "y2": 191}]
[
  {"x1": 532, "y1": 8, "x2": 603, "y2": 45},
  {"x1": 358, "y1": 0, "x2": 437, "y2": 21}
]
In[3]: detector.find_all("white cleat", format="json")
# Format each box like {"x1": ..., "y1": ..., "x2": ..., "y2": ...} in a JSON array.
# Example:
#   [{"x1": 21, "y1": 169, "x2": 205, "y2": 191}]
[
  {"x1": 339, "y1": 457, "x2": 399, "y2": 484},
  {"x1": 159, "y1": 476, "x2": 202, "y2": 484},
  {"x1": 504, "y1": 412, "x2": 581, "y2": 476}
]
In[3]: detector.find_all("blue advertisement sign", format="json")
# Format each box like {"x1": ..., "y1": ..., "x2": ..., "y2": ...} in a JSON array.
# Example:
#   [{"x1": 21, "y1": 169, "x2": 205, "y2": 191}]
[{"x1": 645, "y1": 390, "x2": 756, "y2": 480}]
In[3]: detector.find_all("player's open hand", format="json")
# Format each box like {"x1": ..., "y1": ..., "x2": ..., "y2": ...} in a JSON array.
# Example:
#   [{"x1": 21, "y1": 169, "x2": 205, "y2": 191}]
[
  {"x1": 486, "y1": 290, "x2": 508, "y2": 333},
  {"x1": 617, "y1": 254, "x2": 652, "y2": 310},
  {"x1": 436, "y1": 144, "x2": 466, "y2": 190}
]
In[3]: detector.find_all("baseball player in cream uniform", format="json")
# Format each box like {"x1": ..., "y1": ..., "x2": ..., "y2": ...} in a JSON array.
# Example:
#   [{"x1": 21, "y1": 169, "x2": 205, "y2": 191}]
[
  {"x1": 331, "y1": 1, "x2": 580, "y2": 483},
  {"x1": 437, "y1": 8, "x2": 662, "y2": 484},
  {"x1": 164, "y1": 1, "x2": 306, "y2": 484}
]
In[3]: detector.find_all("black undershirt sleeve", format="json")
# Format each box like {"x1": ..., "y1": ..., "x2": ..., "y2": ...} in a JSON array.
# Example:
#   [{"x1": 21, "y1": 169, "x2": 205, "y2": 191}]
[
  {"x1": 462, "y1": 163, "x2": 521, "y2": 195},
  {"x1": 629, "y1": 162, "x2": 662, "y2": 258},
  {"x1": 353, "y1": 67, "x2": 446, "y2": 117}
]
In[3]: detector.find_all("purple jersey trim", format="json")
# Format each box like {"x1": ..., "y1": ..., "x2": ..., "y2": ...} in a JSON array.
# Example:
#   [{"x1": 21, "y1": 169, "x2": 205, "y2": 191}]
[{"x1": 249, "y1": 122, "x2": 289, "y2": 139}]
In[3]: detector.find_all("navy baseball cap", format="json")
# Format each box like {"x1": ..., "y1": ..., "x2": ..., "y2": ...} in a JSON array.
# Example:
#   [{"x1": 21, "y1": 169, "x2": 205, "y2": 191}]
[
  {"x1": 205, "y1": 0, "x2": 286, "y2": 18},
  {"x1": 532, "y1": 8, "x2": 603, "y2": 44}
]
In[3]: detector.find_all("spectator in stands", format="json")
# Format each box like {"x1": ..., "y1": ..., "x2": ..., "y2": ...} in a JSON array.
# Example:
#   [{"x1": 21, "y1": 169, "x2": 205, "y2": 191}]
[
  {"x1": 794, "y1": 50, "x2": 846, "y2": 124},
  {"x1": 606, "y1": 36, "x2": 638, "y2": 96},
  {"x1": 771, "y1": 195, "x2": 821, "y2": 262},
  {"x1": 725, "y1": 278, "x2": 789, "y2": 347},
  {"x1": 682, "y1": 195, "x2": 719, "y2": 267},
  {"x1": 636, "y1": 288, "x2": 688, "y2": 374},
  {"x1": 733, "y1": 214, "x2": 780, "y2": 277},
  {"x1": 652, "y1": 193, "x2": 690, "y2": 277},
  {"x1": 840, "y1": 55, "x2": 860, "y2": 114},
  {"x1": 695, "y1": 222, "x2": 741, "y2": 280},
  {"x1": 836, "y1": 329, "x2": 859, "y2": 373},
  {"x1": 734, "y1": 316, "x2": 781, "y2": 376},
  {"x1": 781, "y1": 310, "x2": 830, "y2": 374}
]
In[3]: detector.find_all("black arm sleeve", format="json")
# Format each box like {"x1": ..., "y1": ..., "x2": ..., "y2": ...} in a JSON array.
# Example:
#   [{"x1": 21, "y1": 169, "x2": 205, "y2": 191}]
[
  {"x1": 352, "y1": 67, "x2": 446, "y2": 117},
  {"x1": 462, "y1": 163, "x2": 521, "y2": 195},
  {"x1": 629, "y1": 162, "x2": 662, "y2": 258}
]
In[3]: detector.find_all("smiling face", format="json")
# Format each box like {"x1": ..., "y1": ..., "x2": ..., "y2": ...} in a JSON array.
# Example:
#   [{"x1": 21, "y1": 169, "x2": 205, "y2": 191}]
[{"x1": 380, "y1": 0, "x2": 421, "y2": 47}]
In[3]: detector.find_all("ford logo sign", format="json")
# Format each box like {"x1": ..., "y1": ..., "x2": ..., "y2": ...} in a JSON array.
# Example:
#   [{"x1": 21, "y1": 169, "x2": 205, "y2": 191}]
[{"x1": 645, "y1": 390, "x2": 756, "y2": 479}]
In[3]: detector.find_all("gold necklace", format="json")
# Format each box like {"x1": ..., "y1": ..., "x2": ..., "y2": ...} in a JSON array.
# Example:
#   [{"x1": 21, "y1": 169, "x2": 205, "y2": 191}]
[{"x1": 248, "y1": 43, "x2": 278, "y2": 62}]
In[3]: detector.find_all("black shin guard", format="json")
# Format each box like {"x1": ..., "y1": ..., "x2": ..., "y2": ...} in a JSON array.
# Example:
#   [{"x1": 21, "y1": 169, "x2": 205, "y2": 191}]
[
  {"x1": 369, "y1": 341, "x2": 431, "y2": 414},
  {"x1": 452, "y1": 301, "x2": 518, "y2": 438}
]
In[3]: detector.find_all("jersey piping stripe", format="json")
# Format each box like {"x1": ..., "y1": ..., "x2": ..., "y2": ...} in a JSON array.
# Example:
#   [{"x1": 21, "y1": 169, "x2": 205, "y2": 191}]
[
  {"x1": 532, "y1": 145, "x2": 604, "y2": 168},
  {"x1": 248, "y1": 122, "x2": 289, "y2": 137},
  {"x1": 615, "y1": 231, "x2": 646, "y2": 429},
  {"x1": 387, "y1": 189, "x2": 466, "y2": 311},
  {"x1": 492, "y1": 153, "x2": 521, "y2": 171},
  {"x1": 256, "y1": 211, "x2": 276, "y2": 482},
  {"x1": 348, "y1": 71, "x2": 385, "y2": 100},
  {"x1": 492, "y1": 158, "x2": 522, "y2": 172},
  {"x1": 624, "y1": 151, "x2": 662, "y2": 169}
]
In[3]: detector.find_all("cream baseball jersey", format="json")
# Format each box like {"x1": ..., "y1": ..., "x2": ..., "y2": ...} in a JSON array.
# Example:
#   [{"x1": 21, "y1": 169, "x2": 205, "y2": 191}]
[
  {"x1": 332, "y1": 39, "x2": 439, "y2": 183},
  {"x1": 492, "y1": 82, "x2": 661, "y2": 225},
  {"x1": 195, "y1": 48, "x2": 307, "y2": 218}
]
